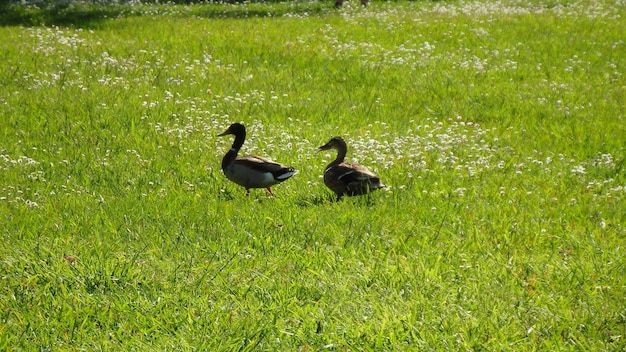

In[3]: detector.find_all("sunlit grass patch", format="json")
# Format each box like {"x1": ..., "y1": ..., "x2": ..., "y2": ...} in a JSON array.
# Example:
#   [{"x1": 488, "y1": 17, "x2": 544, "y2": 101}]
[{"x1": 1, "y1": 0, "x2": 624, "y2": 349}]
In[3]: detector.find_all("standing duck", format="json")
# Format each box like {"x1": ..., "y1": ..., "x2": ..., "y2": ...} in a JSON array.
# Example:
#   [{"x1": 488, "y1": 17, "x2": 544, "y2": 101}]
[
  {"x1": 218, "y1": 122, "x2": 297, "y2": 196},
  {"x1": 318, "y1": 136, "x2": 386, "y2": 198}
]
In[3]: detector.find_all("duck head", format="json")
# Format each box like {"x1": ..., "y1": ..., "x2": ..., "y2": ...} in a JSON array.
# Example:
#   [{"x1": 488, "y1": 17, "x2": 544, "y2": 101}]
[
  {"x1": 218, "y1": 122, "x2": 246, "y2": 137},
  {"x1": 318, "y1": 136, "x2": 347, "y2": 151}
]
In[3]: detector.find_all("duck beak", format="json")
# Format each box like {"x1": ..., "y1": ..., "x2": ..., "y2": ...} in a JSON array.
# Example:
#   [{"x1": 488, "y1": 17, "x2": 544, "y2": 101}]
[
  {"x1": 217, "y1": 128, "x2": 231, "y2": 137},
  {"x1": 318, "y1": 142, "x2": 331, "y2": 151}
]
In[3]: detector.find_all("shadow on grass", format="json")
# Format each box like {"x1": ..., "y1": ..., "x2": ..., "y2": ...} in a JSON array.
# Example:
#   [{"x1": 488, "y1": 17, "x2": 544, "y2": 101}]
[
  {"x1": 295, "y1": 192, "x2": 382, "y2": 207},
  {"x1": 295, "y1": 193, "x2": 336, "y2": 207},
  {"x1": 0, "y1": 2, "x2": 332, "y2": 27},
  {"x1": 189, "y1": 3, "x2": 330, "y2": 20},
  {"x1": 0, "y1": 4, "x2": 127, "y2": 27}
]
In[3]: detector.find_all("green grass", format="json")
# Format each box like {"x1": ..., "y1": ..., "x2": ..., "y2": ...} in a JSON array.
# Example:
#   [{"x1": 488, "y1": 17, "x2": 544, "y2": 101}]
[{"x1": 1, "y1": 0, "x2": 625, "y2": 350}]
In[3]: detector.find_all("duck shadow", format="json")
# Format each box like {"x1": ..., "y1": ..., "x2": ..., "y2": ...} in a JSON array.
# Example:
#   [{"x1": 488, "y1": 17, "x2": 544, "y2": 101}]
[
  {"x1": 295, "y1": 194, "x2": 336, "y2": 207},
  {"x1": 295, "y1": 192, "x2": 382, "y2": 207},
  {"x1": 216, "y1": 189, "x2": 237, "y2": 202}
]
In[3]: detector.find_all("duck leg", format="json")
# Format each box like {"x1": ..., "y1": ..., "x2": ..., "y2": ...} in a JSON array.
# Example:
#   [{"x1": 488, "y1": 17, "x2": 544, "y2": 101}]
[
  {"x1": 266, "y1": 187, "x2": 274, "y2": 196},
  {"x1": 245, "y1": 189, "x2": 251, "y2": 196}
]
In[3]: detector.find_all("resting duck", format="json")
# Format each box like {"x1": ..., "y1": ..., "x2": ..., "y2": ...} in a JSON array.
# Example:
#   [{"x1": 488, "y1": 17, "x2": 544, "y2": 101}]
[
  {"x1": 318, "y1": 136, "x2": 386, "y2": 198},
  {"x1": 218, "y1": 122, "x2": 297, "y2": 196}
]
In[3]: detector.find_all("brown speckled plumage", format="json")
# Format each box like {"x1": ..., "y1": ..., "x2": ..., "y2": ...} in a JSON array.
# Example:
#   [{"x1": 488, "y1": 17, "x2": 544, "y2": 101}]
[{"x1": 318, "y1": 136, "x2": 385, "y2": 198}]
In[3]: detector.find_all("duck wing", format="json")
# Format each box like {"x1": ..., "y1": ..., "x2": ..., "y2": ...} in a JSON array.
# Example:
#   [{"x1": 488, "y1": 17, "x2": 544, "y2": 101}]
[
  {"x1": 333, "y1": 162, "x2": 380, "y2": 183},
  {"x1": 235, "y1": 155, "x2": 296, "y2": 179},
  {"x1": 324, "y1": 162, "x2": 385, "y2": 196},
  {"x1": 222, "y1": 155, "x2": 296, "y2": 190}
]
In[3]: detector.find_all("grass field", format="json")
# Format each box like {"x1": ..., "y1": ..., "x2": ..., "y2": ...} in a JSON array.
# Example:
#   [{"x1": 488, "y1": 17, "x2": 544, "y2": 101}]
[{"x1": 1, "y1": 0, "x2": 625, "y2": 350}]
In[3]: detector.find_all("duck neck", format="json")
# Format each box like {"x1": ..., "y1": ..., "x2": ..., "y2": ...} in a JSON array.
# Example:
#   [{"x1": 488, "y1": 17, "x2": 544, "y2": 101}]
[
  {"x1": 329, "y1": 144, "x2": 347, "y2": 167},
  {"x1": 222, "y1": 132, "x2": 245, "y2": 170}
]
